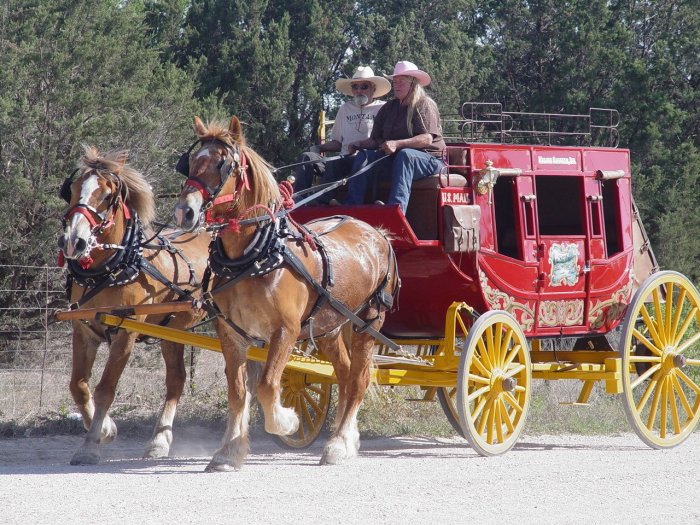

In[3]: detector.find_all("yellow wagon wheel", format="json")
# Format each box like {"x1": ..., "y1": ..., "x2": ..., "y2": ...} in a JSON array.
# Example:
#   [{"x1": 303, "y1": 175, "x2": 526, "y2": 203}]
[
  {"x1": 456, "y1": 310, "x2": 531, "y2": 456},
  {"x1": 272, "y1": 369, "x2": 332, "y2": 450},
  {"x1": 436, "y1": 387, "x2": 466, "y2": 438},
  {"x1": 620, "y1": 271, "x2": 700, "y2": 448}
]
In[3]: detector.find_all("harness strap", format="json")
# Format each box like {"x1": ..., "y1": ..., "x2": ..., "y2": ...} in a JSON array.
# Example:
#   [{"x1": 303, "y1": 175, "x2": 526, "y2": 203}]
[
  {"x1": 201, "y1": 291, "x2": 265, "y2": 347},
  {"x1": 281, "y1": 244, "x2": 399, "y2": 351},
  {"x1": 67, "y1": 216, "x2": 140, "y2": 309},
  {"x1": 67, "y1": 215, "x2": 200, "y2": 313},
  {"x1": 142, "y1": 231, "x2": 200, "y2": 288},
  {"x1": 300, "y1": 243, "x2": 331, "y2": 333},
  {"x1": 139, "y1": 258, "x2": 194, "y2": 299}
]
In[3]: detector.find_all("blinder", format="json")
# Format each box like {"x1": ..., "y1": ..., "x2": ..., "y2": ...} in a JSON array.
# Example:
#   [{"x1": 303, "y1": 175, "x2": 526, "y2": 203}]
[
  {"x1": 59, "y1": 169, "x2": 80, "y2": 203},
  {"x1": 175, "y1": 139, "x2": 240, "y2": 179},
  {"x1": 175, "y1": 141, "x2": 199, "y2": 176}
]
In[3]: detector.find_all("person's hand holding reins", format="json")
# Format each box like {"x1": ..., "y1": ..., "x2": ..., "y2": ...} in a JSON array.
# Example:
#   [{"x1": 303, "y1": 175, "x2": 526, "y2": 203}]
[{"x1": 379, "y1": 140, "x2": 399, "y2": 155}]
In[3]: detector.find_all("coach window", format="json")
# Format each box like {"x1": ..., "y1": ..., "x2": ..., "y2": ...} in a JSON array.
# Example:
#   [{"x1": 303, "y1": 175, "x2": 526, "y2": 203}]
[
  {"x1": 493, "y1": 178, "x2": 520, "y2": 259},
  {"x1": 601, "y1": 180, "x2": 622, "y2": 255},
  {"x1": 535, "y1": 176, "x2": 584, "y2": 235}
]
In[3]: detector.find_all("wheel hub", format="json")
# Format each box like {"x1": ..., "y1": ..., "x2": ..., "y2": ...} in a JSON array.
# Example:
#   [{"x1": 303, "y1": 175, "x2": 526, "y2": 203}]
[
  {"x1": 489, "y1": 368, "x2": 517, "y2": 394},
  {"x1": 661, "y1": 346, "x2": 684, "y2": 373},
  {"x1": 501, "y1": 377, "x2": 517, "y2": 392},
  {"x1": 286, "y1": 373, "x2": 307, "y2": 390},
  {"x1": 673, "y1": 353, "x2": 687, "y2": 368}
]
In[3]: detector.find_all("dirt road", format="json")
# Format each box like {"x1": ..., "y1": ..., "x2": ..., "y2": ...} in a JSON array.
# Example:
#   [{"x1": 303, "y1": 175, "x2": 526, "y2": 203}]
[{"x1": 2, "y1": 429, "x2": 699, "y2": 524}]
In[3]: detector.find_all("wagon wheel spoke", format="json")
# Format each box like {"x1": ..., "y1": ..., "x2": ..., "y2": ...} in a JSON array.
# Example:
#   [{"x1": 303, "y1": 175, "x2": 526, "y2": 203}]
[
  {"x1": 671, "y1": 374, "x2": 694, "y2": 419},
  {"x1": 621, "y1": 271, "x2": 700, "y2": 449},
  {"x1": 273, "y1": 369, "x2": 331, "y2": 450},
  {"x1": 457, "y1": 311, "x2": 531, "y2": 456}
]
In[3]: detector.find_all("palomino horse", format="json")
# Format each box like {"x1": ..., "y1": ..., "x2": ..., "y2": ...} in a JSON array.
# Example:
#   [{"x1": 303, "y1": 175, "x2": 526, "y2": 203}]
[
  {"x1": 174, "y1": 116, "x2": 399, "y2": 470},
  {"x1": 58, "y1": 146, "x2": 210, "y2": 465}
]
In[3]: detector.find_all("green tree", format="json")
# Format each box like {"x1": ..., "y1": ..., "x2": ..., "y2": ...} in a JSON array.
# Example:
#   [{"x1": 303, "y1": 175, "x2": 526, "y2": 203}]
[
  {"x1": 0, "y1": 0, "x2": 199, "y2": 297},
  {"x1": 178, "y1": 0, "x2": 360, "y2": 164}
]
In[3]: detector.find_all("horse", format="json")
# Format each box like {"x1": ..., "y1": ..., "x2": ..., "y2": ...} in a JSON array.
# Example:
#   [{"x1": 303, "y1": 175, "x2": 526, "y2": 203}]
[
  {"x1": 173, "y1": 116, "x2": 399, "y2": 470},
  {"x1": 58, "y1": 145, "x2": 211, "y2": 465}
]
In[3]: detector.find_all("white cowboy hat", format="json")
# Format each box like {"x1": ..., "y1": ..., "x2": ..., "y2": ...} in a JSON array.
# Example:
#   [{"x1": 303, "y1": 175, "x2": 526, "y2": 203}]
[
  {"x1": 383, "y1": 60, "x2": 432, "y2": 87},
  {"x1": 336, "y1": 66, "x2": 392, "y2": 97}
]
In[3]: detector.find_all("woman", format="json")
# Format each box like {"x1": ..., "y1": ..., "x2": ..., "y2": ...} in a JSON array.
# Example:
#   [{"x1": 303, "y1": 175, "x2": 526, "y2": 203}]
[{"x1": 344, "y1": 61, "x2": 445, "y2": 213}]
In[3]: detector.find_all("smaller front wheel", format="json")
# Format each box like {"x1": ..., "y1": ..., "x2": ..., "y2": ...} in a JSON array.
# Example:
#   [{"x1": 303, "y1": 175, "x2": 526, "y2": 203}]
[
  {"x1": 272, "y1": 370, "x2": 332, "y2": 450},
  {"x1": 456, "y1": 310, "x2": 531, "y2": 456}
]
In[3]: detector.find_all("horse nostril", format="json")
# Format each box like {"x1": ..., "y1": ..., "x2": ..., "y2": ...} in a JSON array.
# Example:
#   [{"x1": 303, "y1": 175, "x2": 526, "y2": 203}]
[
  {"x1": 185, "y1": 208, "x2": 195, "y2": 222},
  {"x1": 75, "y1": 238, "x2": 87, "y2": 253},
  {"x1": 57, "y1": 235, "x2": 66, "y2": 249}
]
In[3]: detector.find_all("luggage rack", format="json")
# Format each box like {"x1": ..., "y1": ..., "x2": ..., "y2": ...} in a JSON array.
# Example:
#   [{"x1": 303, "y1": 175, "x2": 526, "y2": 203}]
[{"x1": 442, "y1": 102, "x2": 620, "y2": 147}]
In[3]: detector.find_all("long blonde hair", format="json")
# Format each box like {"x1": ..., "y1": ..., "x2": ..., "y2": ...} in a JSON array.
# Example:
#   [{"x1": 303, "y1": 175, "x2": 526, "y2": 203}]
[{"x1": 403, "y1": 82, "x2": 431, "y2": 136}]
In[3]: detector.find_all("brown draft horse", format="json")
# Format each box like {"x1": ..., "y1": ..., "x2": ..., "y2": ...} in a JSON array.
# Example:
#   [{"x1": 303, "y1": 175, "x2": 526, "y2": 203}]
[
  {"x1": 174, "y1": 117, "x2": 399, "y2": 470},
  {"x1": 58, "y1": 146, "x2": 210, "y2": 465}
]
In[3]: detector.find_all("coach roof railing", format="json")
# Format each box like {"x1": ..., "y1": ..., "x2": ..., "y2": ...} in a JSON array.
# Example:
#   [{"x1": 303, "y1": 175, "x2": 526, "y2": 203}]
[{"x1": 442, "y1": 102, "x2": 619, "y2": 148}]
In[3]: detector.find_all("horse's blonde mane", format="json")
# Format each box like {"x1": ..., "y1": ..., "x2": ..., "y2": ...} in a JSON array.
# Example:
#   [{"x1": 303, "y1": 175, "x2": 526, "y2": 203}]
[
  {"x1": 79, "y1": 145, "x2": 156, "y2": 225},
  {"x1": 195, "y1": 120, "x2": 281, "y2": 216}
]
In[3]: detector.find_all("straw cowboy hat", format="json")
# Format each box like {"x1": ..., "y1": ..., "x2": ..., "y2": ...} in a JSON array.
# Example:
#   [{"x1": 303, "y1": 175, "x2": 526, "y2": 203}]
[
  {"x1": 336, "y1": 66, "x2": 392, "y2": 97},
  {"x1": 383, "y1": 60, "x2": 432, "y2": 87}
]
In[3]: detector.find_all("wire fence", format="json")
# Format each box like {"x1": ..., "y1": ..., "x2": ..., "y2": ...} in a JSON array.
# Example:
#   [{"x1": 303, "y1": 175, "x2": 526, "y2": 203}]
[{"x1": 0, "y1": 264, "x2": 227, "y2": 427}]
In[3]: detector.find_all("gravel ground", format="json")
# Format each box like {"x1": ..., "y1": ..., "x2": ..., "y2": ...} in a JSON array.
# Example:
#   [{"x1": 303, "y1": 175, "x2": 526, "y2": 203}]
[{"x1": 1, "y1": 429, "x2": 699, "y2": 524}]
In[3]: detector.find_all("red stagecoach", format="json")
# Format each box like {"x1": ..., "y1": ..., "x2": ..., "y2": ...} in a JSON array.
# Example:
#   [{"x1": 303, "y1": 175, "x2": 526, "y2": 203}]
[{"x1": 67, "y1": 103, "x2": 700, "y2": 457}]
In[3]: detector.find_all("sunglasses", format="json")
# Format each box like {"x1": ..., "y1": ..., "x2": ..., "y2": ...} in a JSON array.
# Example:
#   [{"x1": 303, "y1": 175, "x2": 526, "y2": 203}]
[{"x1": 351, "y1": 83, "x2": 371, "y2": 90}]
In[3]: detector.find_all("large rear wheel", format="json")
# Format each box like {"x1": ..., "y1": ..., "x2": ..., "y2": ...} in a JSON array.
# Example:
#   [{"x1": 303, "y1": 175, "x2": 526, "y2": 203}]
[
  {"x1": 620, "y1": 271, "x2": 700, "y2": 448},
  {"x1": 456, "y1": 310, "x2": 531, "y2": 456}
]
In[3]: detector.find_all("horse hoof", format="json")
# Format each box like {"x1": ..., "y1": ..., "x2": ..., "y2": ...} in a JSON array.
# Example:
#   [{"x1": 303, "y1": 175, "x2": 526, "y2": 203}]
[
  {"x1": 204, "y1": 460, "x2": 238, "y2": 473},
  {"x1": 143, "y1": 443, "x2": 170, "y2": 459},
  {"x1": 319, "y1": 442, "x2": 346, "y2": 466},
  {"x1": 70, "y1": 450, "x2": 101, "y2": 465}
]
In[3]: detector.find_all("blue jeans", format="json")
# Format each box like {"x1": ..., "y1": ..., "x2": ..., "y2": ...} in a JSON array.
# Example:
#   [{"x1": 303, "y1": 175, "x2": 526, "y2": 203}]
[{"x1": 345, "y1": 149, "x2": 444, "y2": 213}]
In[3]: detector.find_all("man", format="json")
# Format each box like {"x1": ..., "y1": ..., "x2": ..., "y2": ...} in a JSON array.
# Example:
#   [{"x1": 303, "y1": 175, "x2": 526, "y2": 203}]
[
  {"x1": 345, "y1": 60, "x2": 445, "y2": 213},
  {"x1": 294, "y1": 66, "x2": 390, "y2": 201}
]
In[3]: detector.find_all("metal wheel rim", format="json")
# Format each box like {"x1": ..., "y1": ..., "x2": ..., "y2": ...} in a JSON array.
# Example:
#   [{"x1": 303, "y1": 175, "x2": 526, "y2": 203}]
[
  {"x1": 456, "y1": 311, "x2": 531, "y2": 456},
  {"x1": 620, "y1": 271, "x2": 700, "y2": 448}
]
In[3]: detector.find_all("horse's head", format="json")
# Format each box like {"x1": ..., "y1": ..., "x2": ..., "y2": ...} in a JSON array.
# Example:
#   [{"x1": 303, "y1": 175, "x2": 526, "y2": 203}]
[
  {"x1": 58, "y1": 146, "x2": 154, "y2": 260},
  {"x1": 174, "y1": 116, "x2": 279, "y2": 231}
]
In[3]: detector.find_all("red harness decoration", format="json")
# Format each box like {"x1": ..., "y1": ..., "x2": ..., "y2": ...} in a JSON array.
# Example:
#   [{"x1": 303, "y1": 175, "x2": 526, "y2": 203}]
[{"x1": 278, "y1": 179, "x2": 316, "y2": 250}]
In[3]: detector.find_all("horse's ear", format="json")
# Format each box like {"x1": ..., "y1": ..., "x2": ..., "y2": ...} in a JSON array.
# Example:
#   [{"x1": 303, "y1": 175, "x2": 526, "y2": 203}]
[
  {"x1": 228, "y1": 116, "x2": 242, "y2": 145},
  {"x1": 193, "y1": 116, "x2": 207, "y2": 137}
]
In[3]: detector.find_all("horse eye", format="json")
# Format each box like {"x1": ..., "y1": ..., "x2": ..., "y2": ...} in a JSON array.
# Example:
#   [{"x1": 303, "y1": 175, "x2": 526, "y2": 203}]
[
  {"x1": 216, "y1": 158, "x2": 225, "y2": 170},
  {"x1": 103, "y1": 192, "x2": 112, "y2": 202}
]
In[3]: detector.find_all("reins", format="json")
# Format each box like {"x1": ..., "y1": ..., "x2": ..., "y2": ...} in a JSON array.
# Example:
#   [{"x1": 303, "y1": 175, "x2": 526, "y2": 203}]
[
  {"x1": 270, "y1": 154, "x2": 345, "y2": 174},
  {"x1": 206, "y1": 152, "x2": 387, "y2": 233}
]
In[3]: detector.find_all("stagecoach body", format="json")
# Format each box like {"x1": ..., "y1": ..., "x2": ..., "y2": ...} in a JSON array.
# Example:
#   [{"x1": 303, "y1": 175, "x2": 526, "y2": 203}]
[{"x1": 293, "y1": 142, "x2": 648, "y2": 341}]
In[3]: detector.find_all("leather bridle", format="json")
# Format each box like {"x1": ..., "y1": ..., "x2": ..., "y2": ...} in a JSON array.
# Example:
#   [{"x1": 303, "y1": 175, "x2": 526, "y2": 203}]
[
  {"x1": 62, "y1": 171, "x2": 130, "y2": 237},
  {"x1": 179, "y1": 139, "x2": 249, "y2": 224}
]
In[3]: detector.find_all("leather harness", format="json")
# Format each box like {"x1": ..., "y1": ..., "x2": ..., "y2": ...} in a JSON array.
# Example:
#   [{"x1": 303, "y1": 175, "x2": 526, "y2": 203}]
[{"x1": 201, "y1": 215, "x2": 400, "y2": 350}]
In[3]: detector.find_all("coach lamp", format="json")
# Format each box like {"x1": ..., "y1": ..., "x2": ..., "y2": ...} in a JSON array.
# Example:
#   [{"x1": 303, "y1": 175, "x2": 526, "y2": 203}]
[{"x1": 475, "y1": 160, "x2": 522, "y2": 204}]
